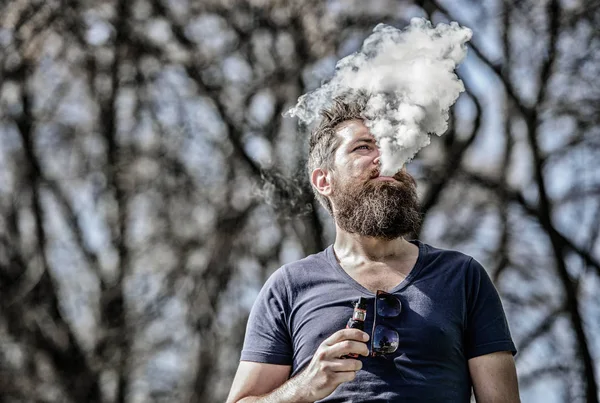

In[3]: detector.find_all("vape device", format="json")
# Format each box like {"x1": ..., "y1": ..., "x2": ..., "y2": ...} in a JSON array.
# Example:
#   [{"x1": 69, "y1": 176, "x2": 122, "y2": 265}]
[{"x1": 343, "y1": 297, "x2": 367, "y2": 358}]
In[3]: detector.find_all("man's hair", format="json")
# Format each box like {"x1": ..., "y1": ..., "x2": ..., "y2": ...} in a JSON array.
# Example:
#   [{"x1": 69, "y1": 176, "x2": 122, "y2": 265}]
[{"x1": 307, "y1": 94, "x2": 367, "y2": 214}]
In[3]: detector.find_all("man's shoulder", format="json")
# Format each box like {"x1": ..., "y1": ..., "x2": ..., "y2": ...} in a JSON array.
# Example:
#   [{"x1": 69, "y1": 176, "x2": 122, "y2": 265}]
[
  {"x1": 266, "y1": 246, "x2": 332, "y2": 285},
  {"x1": 417, "y1": 240, "x2": 477, "y2": 270},
  {"x1": 279, "y1": 246, "x2": 331, "y2": 272},
  {"x1": 257, "y1": 247, "x2": 336, "y2": 304}
]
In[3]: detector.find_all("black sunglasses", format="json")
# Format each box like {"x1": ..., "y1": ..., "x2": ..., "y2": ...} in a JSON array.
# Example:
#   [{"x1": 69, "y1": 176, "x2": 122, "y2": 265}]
[{"x1": 371, "y1": 290, "x2": 401, "y2": 357}]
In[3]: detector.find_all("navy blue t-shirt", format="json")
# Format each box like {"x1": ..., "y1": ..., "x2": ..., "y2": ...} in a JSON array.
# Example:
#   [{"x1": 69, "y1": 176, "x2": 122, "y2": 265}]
[{"x1": 240, "y1": 240, "x2": 516, "y2": 402}]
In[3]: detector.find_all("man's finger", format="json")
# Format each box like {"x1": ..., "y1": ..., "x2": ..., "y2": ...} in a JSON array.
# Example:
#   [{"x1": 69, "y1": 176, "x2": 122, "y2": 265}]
[
  {"x1": 326, "y1": 358, "x2": 363, "y2": 372},
  {"x1": 323, "y1": 329, "x2": 370, "y2": 346},
  {"x1": 329, "y1": 340, "x2": 370, "y2": 358}
]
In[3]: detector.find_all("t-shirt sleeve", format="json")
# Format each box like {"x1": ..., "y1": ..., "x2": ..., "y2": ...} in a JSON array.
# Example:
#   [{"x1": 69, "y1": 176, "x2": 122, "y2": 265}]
[
  {"x1": 464, "y1": 258, "x2": 517, "y2": 359},
  {"x1": 240, "y1": 267, "x2": 293, "y2": 365}
]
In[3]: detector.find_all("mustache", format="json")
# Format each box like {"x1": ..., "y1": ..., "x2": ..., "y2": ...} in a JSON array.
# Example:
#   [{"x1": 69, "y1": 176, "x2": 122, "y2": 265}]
[{"x1": 368, "y1": 169, "x2": 417, "y2": 188}]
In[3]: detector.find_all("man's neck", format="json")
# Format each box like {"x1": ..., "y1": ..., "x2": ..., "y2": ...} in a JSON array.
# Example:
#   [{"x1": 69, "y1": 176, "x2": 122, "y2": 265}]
[{"x1": 333, "y1": 224, "x2": 417, "y2": 265}]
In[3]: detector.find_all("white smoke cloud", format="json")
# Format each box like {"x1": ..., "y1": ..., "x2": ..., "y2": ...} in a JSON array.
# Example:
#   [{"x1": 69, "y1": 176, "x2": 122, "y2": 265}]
[{"x1": 286, "y1": 18, "x2": 472, "y2": 176}]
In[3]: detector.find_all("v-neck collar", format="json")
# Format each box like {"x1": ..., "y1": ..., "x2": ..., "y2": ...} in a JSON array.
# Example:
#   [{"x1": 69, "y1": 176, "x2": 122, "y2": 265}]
[{"x1": 324, "y1": 240, "x2": 427, "y2": 295}]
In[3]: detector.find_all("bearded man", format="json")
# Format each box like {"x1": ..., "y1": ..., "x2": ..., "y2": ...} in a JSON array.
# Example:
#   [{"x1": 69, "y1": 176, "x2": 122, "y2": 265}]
[{"x1": 226, "y1": 96, "x2": 520, "y2": 403}]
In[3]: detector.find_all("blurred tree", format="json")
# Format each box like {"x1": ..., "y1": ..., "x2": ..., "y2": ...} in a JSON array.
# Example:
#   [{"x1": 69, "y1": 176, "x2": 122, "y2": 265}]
[{"x1": 0, "y1": 0, "x2": 599, "y2": 402}]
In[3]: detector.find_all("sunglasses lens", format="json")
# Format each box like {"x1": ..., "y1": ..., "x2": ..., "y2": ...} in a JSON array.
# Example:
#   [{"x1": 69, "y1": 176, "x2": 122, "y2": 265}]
[
  {"x1": 377, "y1": 293, "x2": 401, "y2": 317},
  {"x1": 373, "y1": 325, "x2": 399, "y2": 355}
]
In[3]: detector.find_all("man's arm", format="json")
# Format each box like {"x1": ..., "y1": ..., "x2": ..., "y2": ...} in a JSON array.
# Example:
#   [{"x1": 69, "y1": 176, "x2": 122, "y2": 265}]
[
  {"x1": 468, "y1": 351, "x2": 520, "y2": 403},
  {"x1": 226, "y1": 361, "x2": 294, "y2": 403},
  {"x1": 226, "y1": 329, "x2": 369, "y2": 403}
]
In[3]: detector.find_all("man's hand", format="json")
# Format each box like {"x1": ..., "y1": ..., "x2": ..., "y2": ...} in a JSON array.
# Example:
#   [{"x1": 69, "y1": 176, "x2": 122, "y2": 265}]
[
  {"x1": 292, "y1": 328, "x2": 370, "y2": 402},
  {"x1": 228, "y1": 329, "x2": 369, "y2": 403}
]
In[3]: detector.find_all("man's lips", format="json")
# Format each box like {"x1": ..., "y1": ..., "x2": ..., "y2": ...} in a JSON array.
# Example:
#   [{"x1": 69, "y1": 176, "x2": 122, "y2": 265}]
[{"x1": 369, "y1": 170, "x2": 400, "y2": 182}]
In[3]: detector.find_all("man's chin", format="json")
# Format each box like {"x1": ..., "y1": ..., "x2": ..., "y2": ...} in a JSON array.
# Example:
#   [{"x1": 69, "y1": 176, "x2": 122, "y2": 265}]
[
  {"x1": 343, "y1": 221, "x2": 416, "y2": 241},
  {"x1": 332, "y1": 183, "x2": 422, "y2": 238}
]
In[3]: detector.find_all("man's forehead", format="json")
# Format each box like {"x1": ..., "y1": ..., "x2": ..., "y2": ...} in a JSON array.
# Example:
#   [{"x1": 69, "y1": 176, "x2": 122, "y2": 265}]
[{"x1": 335, "y1": 119, "x2": 375, "y2": 143}]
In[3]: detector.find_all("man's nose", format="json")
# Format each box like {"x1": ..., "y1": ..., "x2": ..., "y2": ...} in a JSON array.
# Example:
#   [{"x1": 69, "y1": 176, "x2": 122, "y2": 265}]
[{"x1": 373, "y1": 150, "x2": 381, "y2": 166}]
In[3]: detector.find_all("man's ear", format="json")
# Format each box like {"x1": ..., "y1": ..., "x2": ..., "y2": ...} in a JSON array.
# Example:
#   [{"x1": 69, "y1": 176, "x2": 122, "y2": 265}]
[{"x1": 311, "y1": 168, "x2": 332, "y2": 197}]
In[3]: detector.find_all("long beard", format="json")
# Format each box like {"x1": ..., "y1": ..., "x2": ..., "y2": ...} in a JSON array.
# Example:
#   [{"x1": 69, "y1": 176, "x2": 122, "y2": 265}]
[{"x1": 331, "y1": 170, "x2": 422, "y2": 240}]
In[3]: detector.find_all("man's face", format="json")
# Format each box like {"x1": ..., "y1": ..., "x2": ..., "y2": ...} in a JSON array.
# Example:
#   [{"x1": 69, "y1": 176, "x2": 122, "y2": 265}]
[{"x1": 327, "y1": 119, "x2": 421, "y2": 239}]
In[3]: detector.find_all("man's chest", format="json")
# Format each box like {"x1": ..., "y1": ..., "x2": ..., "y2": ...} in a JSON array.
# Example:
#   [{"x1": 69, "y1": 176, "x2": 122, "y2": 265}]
[{"x1": 289, "y1": 285, "x2": 466, "y2": 375}]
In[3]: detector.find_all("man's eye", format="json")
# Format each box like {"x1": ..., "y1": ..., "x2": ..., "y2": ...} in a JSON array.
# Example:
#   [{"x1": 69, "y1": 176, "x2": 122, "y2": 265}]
[{"x1": 354, "y1": 145, "x2": 370, "y2": 151}]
